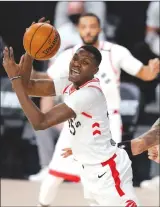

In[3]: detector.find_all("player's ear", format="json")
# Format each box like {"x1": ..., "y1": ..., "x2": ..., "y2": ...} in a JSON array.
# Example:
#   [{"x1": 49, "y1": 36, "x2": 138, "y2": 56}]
[{"x1": 94, "y1": 67, "x2": 99, "y2": 75}]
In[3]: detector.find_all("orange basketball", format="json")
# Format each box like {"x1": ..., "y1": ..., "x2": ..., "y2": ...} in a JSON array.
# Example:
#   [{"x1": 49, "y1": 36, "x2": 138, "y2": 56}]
[{"x1": 23, "y1": 23, "x2": 61, "y2": 60}]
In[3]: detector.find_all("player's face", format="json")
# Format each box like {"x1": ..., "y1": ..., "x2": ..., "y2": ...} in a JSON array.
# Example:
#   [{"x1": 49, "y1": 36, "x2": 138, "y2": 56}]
[
  {"x1": 78, "y1": 16, "x2": 101, "y2": 45},
  {"x1": 69, "y1": 49, "x2": 98, "y2": 85}
]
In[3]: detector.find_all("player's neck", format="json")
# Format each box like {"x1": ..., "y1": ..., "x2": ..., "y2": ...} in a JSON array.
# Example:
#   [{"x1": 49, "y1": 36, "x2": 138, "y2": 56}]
[{"x1": 73, "y1": 76, "x2": 94, "y2": 89}]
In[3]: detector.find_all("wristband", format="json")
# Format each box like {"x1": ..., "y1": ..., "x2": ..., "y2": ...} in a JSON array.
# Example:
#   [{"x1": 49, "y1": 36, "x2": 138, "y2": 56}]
[
  {"x1": 118, "y1": 140, "x2": 133, "y2": 158},
  {"x1": 10, "y1": 75, "x2": 22, "y2": 81}
]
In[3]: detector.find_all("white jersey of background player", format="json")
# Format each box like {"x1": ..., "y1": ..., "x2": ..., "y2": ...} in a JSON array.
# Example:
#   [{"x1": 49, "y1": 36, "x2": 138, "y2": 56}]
[{"x1": 39, "y1": 13, "x2": 159, "y2": 206}]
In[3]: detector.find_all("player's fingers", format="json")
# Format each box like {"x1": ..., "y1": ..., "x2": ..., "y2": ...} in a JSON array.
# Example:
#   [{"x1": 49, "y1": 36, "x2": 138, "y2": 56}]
[
  {"x1": 19, "y1": 54, "x2": 24, "y2": 67},
  {"x1": 62, "y1": 148, "x2": 71, "y2": 151},
  {"x1": 61, "y1": 152, "x2": 69, "y2": 158},
  {"x1": 9, "y1": 47, "x2": 15, "y2": 62},
  {"x1": 38, "y1": 17, "x2": 45, "y2": 23},
  {"x1": 45, "y1": 20, "x2": 50, "y2": 24},
  {"x1": 3, "y1": 47, "x2": 10, "y2": 62}
]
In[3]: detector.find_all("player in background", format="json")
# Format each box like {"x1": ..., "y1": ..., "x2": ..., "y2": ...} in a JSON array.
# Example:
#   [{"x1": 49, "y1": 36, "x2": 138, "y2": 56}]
[
  {"x1": 3, "y1": 45, "x2": 140, "y2": 206},
  {"x1": 28, "y1": 13, "x2": 160, "y2": 204}
]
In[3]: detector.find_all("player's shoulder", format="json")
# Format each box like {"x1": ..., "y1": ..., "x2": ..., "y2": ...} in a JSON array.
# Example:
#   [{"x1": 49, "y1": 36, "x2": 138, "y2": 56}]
[
  {"x1": 80, "y1": 78, "x2": 103, "y2": 96},
  {"x1": 65, "y1": 78, "x2": 103, "y2": 97},
  {"x1": 100, "y1": 41, "x2": 128, "y2": 52}
]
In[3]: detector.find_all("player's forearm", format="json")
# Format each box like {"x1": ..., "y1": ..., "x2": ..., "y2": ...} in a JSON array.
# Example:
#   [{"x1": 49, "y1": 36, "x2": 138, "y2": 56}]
[
  {"x1": 26, "y1": 79, "x2": 56, "y2": 97},
  {"x1": 131, "y1": 121, "x2": 160, "y2": 155},
  {"x1": 22, "y1": 53, "x2": 33, "y2": 86},
  {"x1": 136, "y1": 65, "x2": 153, "y2": 81},
  {"x1": 31, "y1": 70, "x2": 50, "y2": 79},
  {"x1": 12, "y1": 79, "x2": 46, "y2": 130}
]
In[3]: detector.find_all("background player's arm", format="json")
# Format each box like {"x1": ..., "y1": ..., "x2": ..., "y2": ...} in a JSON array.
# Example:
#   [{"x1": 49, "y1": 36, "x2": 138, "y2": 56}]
[
  {"x1": 117, "y1": 45, "x2": 159, "y2": 81},
  {"x1": 131, "y1": 119, "x2": 160, "y2": 155},
  {"x1": 135, "y1": 61, "x2": 159, "y2": 81},
  {"x1": 118, "y1": 119, "x2": 160, "y2": 157}
]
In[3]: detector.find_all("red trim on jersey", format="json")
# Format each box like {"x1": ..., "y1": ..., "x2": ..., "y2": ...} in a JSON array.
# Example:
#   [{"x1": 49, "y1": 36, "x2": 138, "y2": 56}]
[
  {"x1": 49, "y1": 169, "x2": 80, "y2": 182},
  {"x1": 69, "y1": 78, "x2": 100, "y2": 95},
  {"x1": 101, "y1": 154, "x2": 125, "y2": 197},
  {"x1": 109, "y1": 44, "x2": 120, "y2": 83},
  {"x1": 80, "y1": 78, "x2": 100, "y2": 88},
  {"x1": 121, "y1": 125, "x2": 123, "y2": 132},
  {"x1": 92, "y1": 122, "x2": 100, "y2": 128},
  {"x1": 93, "y1": 130, "x2": 101, "y2": 136},
  {"x1": 69, "y1": 85, "x2": 76, "y2": 95},
  {"x1": 99, "y1": 41, "x2": 105, "y2": 50},
  {"x1": 88, "y1": 85, "x2": 103, "y2": 93},
  {"x1": 113, "y1": 110, "x2": 119, "y2": 114},
  {"x1": 81, "y1": 112, "x2": 92, "y2": 118},
  {"x1": 63, "y1": 83, "x2": 72, "y2": 94}
]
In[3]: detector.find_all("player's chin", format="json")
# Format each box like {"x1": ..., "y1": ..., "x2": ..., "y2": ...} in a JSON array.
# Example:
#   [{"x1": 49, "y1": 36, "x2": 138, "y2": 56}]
[{"x1": 69, "y1": 74, "x2": 81, "y2": 83}]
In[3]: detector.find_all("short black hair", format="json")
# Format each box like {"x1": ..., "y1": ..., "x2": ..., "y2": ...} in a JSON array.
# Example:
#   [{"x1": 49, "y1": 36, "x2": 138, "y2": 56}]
[
  {"x1": 79, "y1": 45, "x2": 102, "y2": 66},
  {"x1": 79, "y1": 13, "x2": 101, "y2": 26}
]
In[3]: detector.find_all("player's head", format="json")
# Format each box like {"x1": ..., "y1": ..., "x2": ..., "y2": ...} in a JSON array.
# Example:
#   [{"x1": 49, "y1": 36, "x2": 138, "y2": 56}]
[
  {"x1": 78, "y1": 13, "x2": 101, "y2": 45},
  {"x1": 69, "y1": 45, "x2": 102, "y2": 86}
]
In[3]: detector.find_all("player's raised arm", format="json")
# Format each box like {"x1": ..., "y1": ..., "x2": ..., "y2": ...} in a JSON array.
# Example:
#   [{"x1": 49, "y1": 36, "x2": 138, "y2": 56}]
[
  {"x1": 21, "y1": 17, "x2": 51, "y2": 85},
  {"x1": 3, "y1": 47, "x2": 76, "y2": 130},
  {"x1": 116, "y1": 45, "x2": 160, "y2": 81}
]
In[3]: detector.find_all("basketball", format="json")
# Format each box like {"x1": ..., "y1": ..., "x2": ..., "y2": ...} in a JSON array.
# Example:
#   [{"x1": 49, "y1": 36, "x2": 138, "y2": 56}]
[{"x1": 23, "y1": 23, "x2": 61, "y2": 60}]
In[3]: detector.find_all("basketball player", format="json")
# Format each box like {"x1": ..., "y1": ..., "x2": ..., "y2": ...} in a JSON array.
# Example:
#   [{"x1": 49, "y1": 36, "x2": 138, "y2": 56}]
[
  {"x1": 28, "y1": 14, "x2": 159, "y2": 205},
  {"x1": 3, "y1": 45, "x2": 139, "y2": 206}
]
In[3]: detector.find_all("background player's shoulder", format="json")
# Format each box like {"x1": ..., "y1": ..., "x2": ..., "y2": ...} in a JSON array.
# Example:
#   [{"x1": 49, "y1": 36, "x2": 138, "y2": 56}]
[{"x1": 100, "y1": 41, "x2": 117, "y2": 52}]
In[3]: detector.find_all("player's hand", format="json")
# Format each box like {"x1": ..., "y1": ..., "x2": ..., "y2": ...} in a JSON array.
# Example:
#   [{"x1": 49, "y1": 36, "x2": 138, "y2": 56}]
[
  {"x1": 26, "y1": 17, "x2": 50, "y2": 32},
  {"x1": 148, "y1": 145, "x2": 160, "y2": 163},
  {"x1": 23, "y1": 17, "x2": 51, "y2": 66},
  {"x1": 3, "y1": 47, "x2": 24, "y2": 79},
  {"x1": 61, "y1": 148, "x2": 73, "y2": 158},
  {"x1": 147, "y1": 58, "x2": 160, "y2": 80}
]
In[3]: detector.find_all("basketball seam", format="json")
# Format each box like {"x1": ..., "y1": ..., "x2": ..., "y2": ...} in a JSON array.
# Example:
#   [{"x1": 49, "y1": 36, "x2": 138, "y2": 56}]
[
  {"x1": 35, "y1": 27, "x2": 53, "y2": 58},
  {"x1": 29, "y1": 23, "x2": 45, "y2": 56},
  {"x1": 39, "y1": 31, "x2": 60, "y2": 59}
]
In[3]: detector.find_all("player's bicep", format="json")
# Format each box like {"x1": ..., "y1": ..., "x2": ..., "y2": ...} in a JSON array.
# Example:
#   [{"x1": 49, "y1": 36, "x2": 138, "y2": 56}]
[
  {"x1": 41, "y1": 103, "x2": 76, "y2": 129},
  {"x1": 27, "y1": 79, "x2": 56, "y2": 97},
  {"x1": 119, "y1": 47, "x2": 143, "y2": 76}
]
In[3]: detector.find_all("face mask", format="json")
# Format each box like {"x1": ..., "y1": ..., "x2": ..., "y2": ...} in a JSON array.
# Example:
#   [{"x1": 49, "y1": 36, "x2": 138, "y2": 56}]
[{"x1": 69, "y1": 14, "x2": 81, "y2": 25}]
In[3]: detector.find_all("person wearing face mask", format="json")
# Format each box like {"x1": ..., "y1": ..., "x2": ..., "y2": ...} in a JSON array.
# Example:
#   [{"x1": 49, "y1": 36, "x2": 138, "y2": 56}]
[{"x1": 54, "y1": 1, "x2": 106, "y2": 54}]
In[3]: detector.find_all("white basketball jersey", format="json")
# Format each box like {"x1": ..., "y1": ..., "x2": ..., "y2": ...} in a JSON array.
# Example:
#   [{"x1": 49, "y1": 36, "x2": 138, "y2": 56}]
[{"x1": 54, "y1": 77, "x2": 117, "y2": 164}]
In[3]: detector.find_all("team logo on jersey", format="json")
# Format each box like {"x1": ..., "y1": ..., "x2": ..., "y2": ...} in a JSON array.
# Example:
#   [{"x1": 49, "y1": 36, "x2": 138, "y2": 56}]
[
  {"x1": 125, "y1": 200, "x2": 137, "y2": 207},
  {"x1": 98, "y1": 172, "x2": 106, "y2": 178}
]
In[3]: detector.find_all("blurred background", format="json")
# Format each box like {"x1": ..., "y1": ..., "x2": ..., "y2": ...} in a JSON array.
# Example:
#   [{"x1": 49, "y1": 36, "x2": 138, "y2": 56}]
[{"x1": 0, "y1": 1, "x2": 159, "y2": 206}]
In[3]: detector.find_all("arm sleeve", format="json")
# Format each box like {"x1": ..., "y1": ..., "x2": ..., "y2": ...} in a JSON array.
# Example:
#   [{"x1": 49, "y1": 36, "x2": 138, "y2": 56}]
[
  {"x1": 146, "y1": 2, "x2": 159, "y2": 28},
  {"x1": 64, "y1": 87, "x2": 98, "y2": 114},
  {"x1": 115, "y1": 45, "x2": 143, "y2": 76}
]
